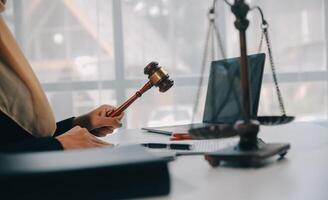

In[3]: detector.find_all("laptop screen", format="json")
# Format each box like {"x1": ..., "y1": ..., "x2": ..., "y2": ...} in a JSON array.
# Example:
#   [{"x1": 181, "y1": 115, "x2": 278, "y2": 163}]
[{"x1": 203, "y1": 53, "x2": 265, "y2": 123}]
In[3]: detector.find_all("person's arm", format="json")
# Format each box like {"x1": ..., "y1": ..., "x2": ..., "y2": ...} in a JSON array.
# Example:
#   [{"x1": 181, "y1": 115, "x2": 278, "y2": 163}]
[
  {"x1": 1, "y1": 126, "x2": 112, "y2": 153},
  {"x1": 54, "y1": 105, "x2": 124, "y2": 138},
  {"x1": 0, "y1": 137, "x2": 63, "y2": 153},
  {"x1": 0, "y1": 112, "x2": 64, "y2": 153},
  {"x1": 0, "y1": 106, "x2": 120, "y2": 153},
  {"x1": 54, "y1": 117, "x2": 75, "y2": 136}
]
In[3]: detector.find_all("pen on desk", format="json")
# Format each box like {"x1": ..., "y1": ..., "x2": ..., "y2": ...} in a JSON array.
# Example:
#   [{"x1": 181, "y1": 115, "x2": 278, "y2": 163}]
[
  {"x1": 170, "y1": 133, "x2": 193, "y2": 141},
  {"x1": 169, "y1": 143, "x2": 193, "y2": 150},
  {"x1": 141, "y1": 143, "x2": 193, "y2": 150}
]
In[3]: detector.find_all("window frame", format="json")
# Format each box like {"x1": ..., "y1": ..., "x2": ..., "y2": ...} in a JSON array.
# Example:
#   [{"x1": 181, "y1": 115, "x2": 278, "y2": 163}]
[{"x1": 10, "y1": 0, "x2": 328, "y2": 123}]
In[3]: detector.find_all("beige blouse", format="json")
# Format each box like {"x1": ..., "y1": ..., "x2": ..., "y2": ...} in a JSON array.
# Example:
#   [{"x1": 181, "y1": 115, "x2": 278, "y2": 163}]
[{"x1": 0, "y1": 1, "x2": 56, "y2": 137}]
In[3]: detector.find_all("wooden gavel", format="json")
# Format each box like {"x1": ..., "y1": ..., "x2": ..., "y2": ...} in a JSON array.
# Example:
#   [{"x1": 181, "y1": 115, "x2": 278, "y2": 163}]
[{"x1": 107, "y1": 62, "x2": 174, "y2": 117}]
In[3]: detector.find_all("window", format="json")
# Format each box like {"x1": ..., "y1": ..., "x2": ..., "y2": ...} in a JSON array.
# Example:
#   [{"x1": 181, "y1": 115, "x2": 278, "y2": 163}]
[{"x1": 2, "y1": 0, "x2": 327, "y2": 128}]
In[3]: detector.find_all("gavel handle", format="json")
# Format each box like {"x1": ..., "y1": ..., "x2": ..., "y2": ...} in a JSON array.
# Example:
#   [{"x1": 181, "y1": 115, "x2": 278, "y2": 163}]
[{"x1": 107, "y1": 81, "x2": 153, "y2": 117}]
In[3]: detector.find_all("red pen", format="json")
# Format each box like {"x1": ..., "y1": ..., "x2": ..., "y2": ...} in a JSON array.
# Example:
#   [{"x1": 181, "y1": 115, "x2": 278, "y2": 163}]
[{"x1": 170, "y1": 133, "x2": 193, "y2": 141}]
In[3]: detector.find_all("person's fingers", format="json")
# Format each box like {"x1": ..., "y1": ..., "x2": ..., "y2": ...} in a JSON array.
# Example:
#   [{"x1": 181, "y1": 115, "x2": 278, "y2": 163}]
[
  {"x1": 102, "y1": 105, "x2": 116, "y2": 111},
  {"x1": 90, "y1": 135, "x2": 110, "y2": 145},
  {"x1": 92, "y1": 104, "x2": 115, "y2": 117},
  {"x1": 101, "y1": 126, "x2": 114, "y2": 133},
  {"x1": 97, "y1": 117, "x2": 121, "y2": 129},
  {"x1": 72, "y1": 125, "x2": 82, "y2": 130},
  {"x1": 91, "y1": 127, "x2": 114, "y2": 137},
  {"x1": 86, "y1": 105, "x2": 124, "y2": 131},
  {"x1": 85, "y1": 131, "x2": 108, "y2": 143},
  {"x1": 91, "y1": 127, "x2": 109, "y2": 135},
  {"x1": 96, "y1": 133, "x2": 107, "y2": 137},
  {"x1": 114, "y1": 111, "x2": 124, "y2": 121},
  {"x1": 102, "y1": 105, "x2": 116, "y2": 116},
  {"x1": 105, "y1": 110, "x2": 114, "y2": 117}
]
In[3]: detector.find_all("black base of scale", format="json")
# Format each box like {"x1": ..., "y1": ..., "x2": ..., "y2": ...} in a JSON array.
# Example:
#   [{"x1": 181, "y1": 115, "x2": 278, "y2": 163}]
[
  {"x1": 205, "y1": 141, "x2": 290, "y2": 167},
  {"x1": 205, "y1": 121, "x2": 290, "y2": 167}
]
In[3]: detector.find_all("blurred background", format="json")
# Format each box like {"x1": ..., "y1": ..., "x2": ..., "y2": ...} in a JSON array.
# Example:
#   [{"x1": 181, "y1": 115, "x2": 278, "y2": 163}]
[{"x1": 2, "y1": 0, "x2": 327, "y2": 128}]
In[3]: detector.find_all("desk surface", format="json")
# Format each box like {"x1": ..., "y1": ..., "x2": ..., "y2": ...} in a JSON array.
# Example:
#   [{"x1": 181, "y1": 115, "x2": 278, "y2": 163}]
[{"x1": 104, "y1": 122, "x2": 328, "y2": 200}]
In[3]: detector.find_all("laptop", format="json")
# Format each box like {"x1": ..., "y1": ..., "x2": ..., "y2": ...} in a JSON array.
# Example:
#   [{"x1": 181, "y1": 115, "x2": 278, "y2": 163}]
[{"x1": 142, "y1": 53, "x2": 266, "y2": 135}]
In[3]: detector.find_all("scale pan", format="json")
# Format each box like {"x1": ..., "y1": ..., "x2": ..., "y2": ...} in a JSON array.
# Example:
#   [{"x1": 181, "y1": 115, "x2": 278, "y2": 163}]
[{"x1": 257, "y1": 116, "x2": 295, "y2": 125}]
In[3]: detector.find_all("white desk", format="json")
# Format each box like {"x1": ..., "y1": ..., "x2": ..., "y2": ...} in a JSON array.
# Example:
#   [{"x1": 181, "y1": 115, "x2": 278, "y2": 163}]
[{"x1": 104, "y1": 122, "x2": 328, "y2": 200}]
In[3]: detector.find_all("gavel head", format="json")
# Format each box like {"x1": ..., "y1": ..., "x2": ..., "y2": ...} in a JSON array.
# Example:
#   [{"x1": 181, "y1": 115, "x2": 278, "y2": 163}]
[{"x1": 144, "y1": 62, "x2": 174, "y2": 92}]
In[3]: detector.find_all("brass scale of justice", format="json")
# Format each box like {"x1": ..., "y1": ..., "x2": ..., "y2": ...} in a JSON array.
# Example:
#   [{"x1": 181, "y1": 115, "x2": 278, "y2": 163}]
[{"x1": 107, "y1": 0, "x2": 294, "y2": 166}]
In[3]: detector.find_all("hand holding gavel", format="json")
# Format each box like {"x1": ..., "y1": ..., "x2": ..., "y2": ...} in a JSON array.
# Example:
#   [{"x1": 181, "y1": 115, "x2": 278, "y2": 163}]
[{"x1": 106, "y1": 62, "x2": 174, "y2": 117}]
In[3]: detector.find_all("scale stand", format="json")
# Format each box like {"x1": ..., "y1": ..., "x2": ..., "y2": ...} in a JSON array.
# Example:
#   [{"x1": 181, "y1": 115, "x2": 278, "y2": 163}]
[{"x1": 205, "y1": 0, "x2": 290, "y2": 167}]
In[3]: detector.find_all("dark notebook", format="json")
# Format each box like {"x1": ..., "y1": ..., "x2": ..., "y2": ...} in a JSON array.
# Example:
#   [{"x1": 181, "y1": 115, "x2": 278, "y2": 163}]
[{"x1": 0, "y1": 145, "x2": 170, "y2": 199}]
